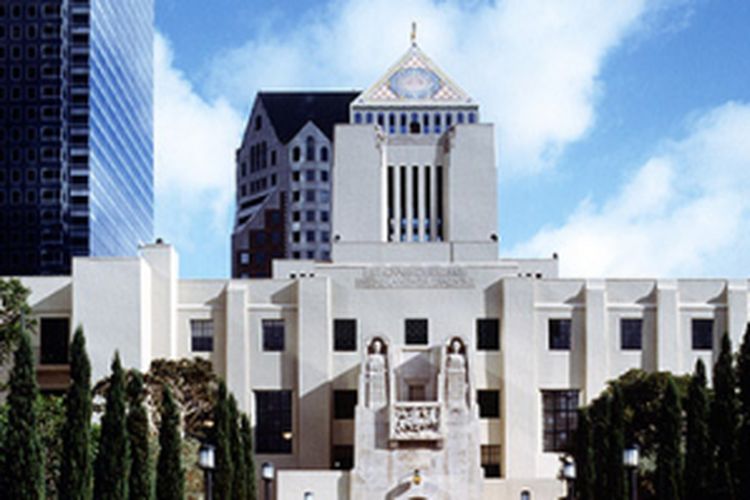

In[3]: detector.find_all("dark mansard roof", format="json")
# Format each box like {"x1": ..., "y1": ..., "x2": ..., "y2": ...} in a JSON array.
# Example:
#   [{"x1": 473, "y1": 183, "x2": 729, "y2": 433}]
[{"x1": 258, "y1": 91, "x2": 360, "y2": 143}]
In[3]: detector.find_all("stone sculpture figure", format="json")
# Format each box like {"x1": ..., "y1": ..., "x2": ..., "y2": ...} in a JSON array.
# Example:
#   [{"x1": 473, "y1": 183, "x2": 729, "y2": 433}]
[
  {"x1": 366, "y1": 338, "x2": 387, "y2": 408},
  {"x1": 446, "y1": 338, "x2": 467, "y2": 409}
]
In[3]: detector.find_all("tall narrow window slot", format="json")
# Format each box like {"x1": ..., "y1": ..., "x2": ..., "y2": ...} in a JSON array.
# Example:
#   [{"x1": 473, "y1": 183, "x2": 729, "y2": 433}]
[
  {"x1": 387, "y1": 166, "x2": 395, "y2": 241},
  {"x1": 424, "y1": 167, "x2": 431, "y2": 240},
  {"x1": 412, "y1": 166, "x2": 419, "y2": 241},
  {"x1": 400, "y1": 166, "x2": 407, "y2": 240},
  {"x1": 436, "y1": 166, "x2": 444, "y2": 240}
]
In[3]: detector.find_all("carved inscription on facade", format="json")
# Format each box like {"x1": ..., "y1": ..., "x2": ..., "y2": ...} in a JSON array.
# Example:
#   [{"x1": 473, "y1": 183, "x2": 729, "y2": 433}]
[
  {"x1": 392, "y1": 403, "x2": 441, "y2": 440},
  {"x1": 356, "y1": 266, "x2": 474, "y2": 289}
]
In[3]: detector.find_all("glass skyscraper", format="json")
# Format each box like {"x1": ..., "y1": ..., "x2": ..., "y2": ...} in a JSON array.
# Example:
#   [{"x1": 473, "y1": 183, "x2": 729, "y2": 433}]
[{"x1": 0, "y1": 0, "x2": 154, "y2": 275}]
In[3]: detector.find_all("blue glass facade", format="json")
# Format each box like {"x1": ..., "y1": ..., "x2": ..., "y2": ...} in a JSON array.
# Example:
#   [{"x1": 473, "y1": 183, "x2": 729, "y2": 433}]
[{"x1": 0, "y1": 0, "x2": 153, "y2": 275}]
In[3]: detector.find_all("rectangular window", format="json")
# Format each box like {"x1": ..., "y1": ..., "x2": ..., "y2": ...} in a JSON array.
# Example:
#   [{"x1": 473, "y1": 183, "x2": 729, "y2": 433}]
[
  {"x1": 477, "y1": 390, "x2": 500, "y2": 418},
  {"x1": 405, "y1": 318, "x2": 428, "y2": 345},
  {"x1": 692, "y1": 318, "x2": 714, "y2": 350},
  {"x1": 620, "y1": 318, "x2": 642, "y2": 350},
  {"x1": 305, "y1": 190, "x2": 315, "y2": 202},
  {"x1": 331, "y1": 445, "x2": 354, "y2": 470},
  {"x1": 333, "y1": 319, "x2": 357, "y2": 351},
  {"x1": 262, "y1": 319, "x2": 285, "y2": 351},
  {"x1": 548, "y1": 319, "x2": 572, "y2": 350},
  {"x1": 305, "y1": 210, "x2": 315, "y2": 222},
  {"x1": 40, "y1": 317, "x2": 69, "y2": 364},
  {"x1": 477, "y1": 319, "x2": 500, "y2": 350},
  {"x1": 190, "y1": 319, "x2": 214, "y2": 352},
  {"x1": 481, "y1": 445, "x2": 501, "y2": 478},
  {"x1": 542, "y1": 390, "x2": 579, "y2": 452},
  {"x1": 255, "y1": 390, "x2": 293, "y2": 454},
  {"x1": 333, "y1": 390, "x2": 357, "y2": 419}
]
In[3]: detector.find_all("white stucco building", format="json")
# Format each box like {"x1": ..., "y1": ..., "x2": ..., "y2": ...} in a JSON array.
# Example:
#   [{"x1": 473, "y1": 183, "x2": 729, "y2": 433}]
[{"x1": 7, "y1": 41, "x2": 750, "y2": 500}]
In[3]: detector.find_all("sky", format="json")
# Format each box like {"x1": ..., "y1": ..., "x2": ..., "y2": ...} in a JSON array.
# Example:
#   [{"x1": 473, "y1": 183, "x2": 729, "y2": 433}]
[{"x1": 153, "y1": 0, "x2": 750, "y2": 279}]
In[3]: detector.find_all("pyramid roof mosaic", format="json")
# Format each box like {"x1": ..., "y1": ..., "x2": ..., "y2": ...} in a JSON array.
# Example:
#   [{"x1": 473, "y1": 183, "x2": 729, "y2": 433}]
[{"x1": 355, "y1": 42, "x2": 473, "y2": 107}]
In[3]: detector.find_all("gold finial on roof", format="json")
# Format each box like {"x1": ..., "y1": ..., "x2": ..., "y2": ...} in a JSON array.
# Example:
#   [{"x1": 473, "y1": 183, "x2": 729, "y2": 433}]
[{"x1": 411, "y1": 21, "x2": 417, "y2": 45}]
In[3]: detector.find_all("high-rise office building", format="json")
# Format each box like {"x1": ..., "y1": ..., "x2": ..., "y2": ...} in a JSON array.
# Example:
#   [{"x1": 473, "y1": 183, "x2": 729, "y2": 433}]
[
  {"x1": 0, "y1": 0, "x2": 154, "y2": 275},
  {"x1": 231, "y1": 91, "x2": 358, "y2": 278}
]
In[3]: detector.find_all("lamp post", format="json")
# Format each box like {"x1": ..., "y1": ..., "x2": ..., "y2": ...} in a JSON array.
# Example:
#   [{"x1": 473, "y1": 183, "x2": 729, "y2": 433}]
[
  {"x1": 261, "y1": 461, "x2": 275, "y2": 500},
  {"x1": 198, "y1": 443, "x2": 215, "y2": 500},
  {"x1": 561, "y1": 459, "x2": 576, "y2": 500},
  {"x1": 623, "y1": 446, "x2": 639, "y2": 500}
]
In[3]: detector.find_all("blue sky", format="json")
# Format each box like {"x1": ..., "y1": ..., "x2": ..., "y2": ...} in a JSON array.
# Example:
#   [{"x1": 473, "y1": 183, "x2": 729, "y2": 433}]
[{"x1": 153, "y1": 0, "x2": 750, "y2": 278}]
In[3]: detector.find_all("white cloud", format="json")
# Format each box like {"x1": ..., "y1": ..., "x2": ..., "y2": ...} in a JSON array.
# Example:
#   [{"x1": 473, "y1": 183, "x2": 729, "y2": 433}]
[
  {"x1": 153, "y1": 33, "x2": 244, "y2": 252},
  {"x1": 205, "y1": 0, "x2": 657, "y2": 173},
  {"x1": 509, "y1": 102, "x2": 750, "y2": 278}
]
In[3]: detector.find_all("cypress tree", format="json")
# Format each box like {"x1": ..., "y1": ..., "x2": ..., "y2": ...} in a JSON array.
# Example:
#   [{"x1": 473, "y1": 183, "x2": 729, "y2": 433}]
[
  {"x1": 608, "y1": 386, "x2": 626, "y2": 500},
  {"x1": 127, "y1": 371, "x2": 153, "y2": 500},
  {"x1": 4, "y1": 332, "x2": 45, "y2": 499},
  {"x1": 590, "y1": 395, "x2": 610, "y2": 498},
  {"x1": 656, "y1": 377, "x2": 682, "y2": 500},
  {"x1": 574, "y1": 407, "x2": 594, "y2": 500},
  {"x1": 59, "y1": 327, "x2": 93, "y2": 500},
  {"x1": 737, "y1": 324, "x2": 750, "y2": 498},
  {"x1": 685, "y1": 359, "x2": 711, "y2": 500},
  {"x1": 229, "y1": 397, "x2": 247, "y2": 500},
  {"x1": 240, "y1": 414, "x2": 256, "y2": 500},
  {"x1": 213, "y1": 381, "x2": 233, "y2": 500},
  {"x1": 94, "y1": 352, "x2": 130, "y2": 500},
  {"x1": 155, "y1": 385, "x2": 183, "y2": 500},
  {"x1": 711, "y1": 333, "x2": 739, "y2": 500}
]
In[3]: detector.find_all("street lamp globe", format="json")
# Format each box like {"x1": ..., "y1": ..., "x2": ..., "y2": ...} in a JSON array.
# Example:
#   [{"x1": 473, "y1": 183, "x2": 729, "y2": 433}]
[
  {"x1": 198, "y1": 443, "x2": 215, "y2": 470},
  {"x1": 563, "y1": 461, "x2": 576, "y2": 481},
  {"x1": 623, "y1": 447, "x2": 639, "y2": 468},
  {"x1": 261, "y1": 462, "x2": 276, "y2": 481}
]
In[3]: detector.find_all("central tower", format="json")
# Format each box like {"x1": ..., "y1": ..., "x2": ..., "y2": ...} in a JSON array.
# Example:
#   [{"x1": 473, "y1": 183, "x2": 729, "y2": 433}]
[{"x1": 332, "y1": 40, "x2": 499, "y2": 264}]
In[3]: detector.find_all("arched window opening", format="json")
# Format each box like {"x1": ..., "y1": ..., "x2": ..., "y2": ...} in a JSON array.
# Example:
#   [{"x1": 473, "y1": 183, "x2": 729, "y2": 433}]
[
  {"x1": 434, "y1": 113, "x2": 442, "y2": 134},
  {"x1": 366, "y1": 112, "x2": 373, "y2": 124},
  {"x1": 388, "y1": 113, "x2": 396, "y2": 134},
  {"x1": 305, "y1": 136, "x2": 315, "y2": 161},
  {"x1": 457, "y1": 112, "x2": 465, "y2": 124},
  {"x1": 520, "y1": 490, "x2": 531, "y2": 500},
  {"x1": 422, "y1": 113, "x2": 430, "y2": 134},
  {"x1": 255, "y1": 115, "x2": 262, "y2": 130},
  {"x1": 399, "y1": 113, "x2": 407, "y2": 134},
  {"x1": 354, "y1": 112, "x2": 362, "y2": 124},
  {"x1": 446, "y1": 113, "x2": 453, "y2": 127},
  {"x1": 409, "y1": 122, "x2": 421, "y2": 134},
  {"x1": 377, "y1": 113, "x2": 385, "y2": 127},
  {"x1": 468, "y1": 112, "x2": 477, "y2": 124},
  {"x1": 292, "y1": 146, "x2": 301, "y2": 163},
  {"x1": 320, "y1": 146, "x2": 329, "y2": 162}
]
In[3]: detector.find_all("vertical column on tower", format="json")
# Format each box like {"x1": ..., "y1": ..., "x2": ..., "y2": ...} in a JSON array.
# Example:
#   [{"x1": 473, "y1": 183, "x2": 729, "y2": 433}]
[
  {"x1": 405, "y1": 165, "x2": 413, "y2": 242},
  {"x1": 429, "y1": 165, "x2": 438, "y2": 241},
  {"x1": 393, "y1": 166, "x2": 402, "y2": 242}
]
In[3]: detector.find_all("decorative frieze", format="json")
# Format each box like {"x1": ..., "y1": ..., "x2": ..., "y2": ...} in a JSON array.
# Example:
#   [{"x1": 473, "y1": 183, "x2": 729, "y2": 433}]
[{"x1": 356, "y1": 266, "x2": 474, "y2": 289}]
